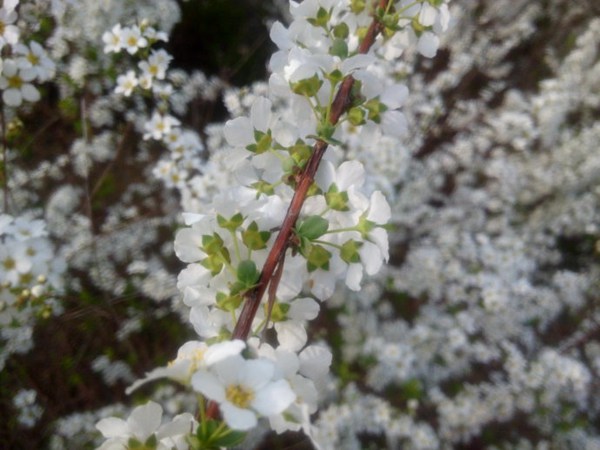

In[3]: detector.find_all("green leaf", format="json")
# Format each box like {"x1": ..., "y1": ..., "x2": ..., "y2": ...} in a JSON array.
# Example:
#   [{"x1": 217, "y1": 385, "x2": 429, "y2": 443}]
[
  {"x1": 333, "y1": 22, "x2": 349, "y2": 39},
  {"x1": 306, "y1": 244, "x2": 331, "y2": 272},
  {"x1": 325, "y1": 69, "x2": 344, "y2": 85},
  {"x1": 350, "y1": 0, "x2": 366, "y2": 13},
  {"x1": 202, "y1": 233, "x2": 225, "y2": 255},
  {"x1": 264, "y1": 301, "x2": 290, "y2": 322},
  {"x1": 253, "y1": 129, "x2": 272, "y2": 154},
  {"x1": 291, "y1": 74, "x2": 323, "y2": 98},
  {"x1": 242, "y1": 221, "x2": 271, "y2": 250},
  {"x1": 217, "y1": 213, "x2": 244, "y2": 232},
  {"x1": 216, "y1": 291, "x2": 243, "y2": 312},
  {"x1": 251, "y1": 180, "x2": 275, "y2": 196},
  {"x1": 297, "y1": 216, "x2": 329, "y2": 240},
  {"x1": 347, "y1": 106, "x2": 366, "y2": 126},
  {"x1": 237, "y1": 260, "x2": 259, "y2": 287},
  {"x1": 325, "y1": 184, "x2": 350, "y2": 211},
  {"x1": 213, "y1": 430, "x2": 247, "y2": 447},
  {"x1": 307, "y1": 6, "x2": 331, "y2": 28},
  {"x1": 330, "y1": 38, "x2": 348, "y2": 58},
  {"x1": 340, "y1": 239, "x2": 362, "y2": 264}
]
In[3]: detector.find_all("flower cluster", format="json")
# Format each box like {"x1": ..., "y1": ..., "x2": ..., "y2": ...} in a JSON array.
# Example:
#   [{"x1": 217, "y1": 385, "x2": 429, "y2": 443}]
[
  {"x1": 0, "y1": 214, "x2": 65, "y2": 370},
  {"x1": 0, "y1": 0, "x2": 55, "y2": 107}
]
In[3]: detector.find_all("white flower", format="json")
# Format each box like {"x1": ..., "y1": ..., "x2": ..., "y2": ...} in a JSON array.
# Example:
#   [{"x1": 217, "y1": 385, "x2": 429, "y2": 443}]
[
  {"x1": 192, "y1": 355, "x2": 296, "y2": 430},
  {"x1": 14, "y1": 42, "x2": 55, "y2": 82},
  {"x1": 0, "y1": 3, "x2": 19, "y2": 50},
  {"x1": 121, "y1": 26, "x2": 148, "y2": 55},
  {"x1": 114, "y1": 70, "x2": 138, "y2": 97},
  {"x1": 143, "y1": 112, "x2": 181, "y2": 140},
  {"x1": 139, "y1": 49, "x2": 172, "y2": 81},
  {"x1": 96, "y1": 402, "x2": 196, "y2": 450},
  {"x1": 0, "y1": 60, "x2": 40, "y2": 106},
  {"x1": 102, "y1": 24, "x2": 124, "y2": 53}
]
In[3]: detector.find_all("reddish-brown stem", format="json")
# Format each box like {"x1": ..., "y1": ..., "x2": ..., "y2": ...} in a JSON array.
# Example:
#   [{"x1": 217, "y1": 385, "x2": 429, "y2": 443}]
[{"x1": 206, "y1": 0, "x2": 389, "y2": 421}]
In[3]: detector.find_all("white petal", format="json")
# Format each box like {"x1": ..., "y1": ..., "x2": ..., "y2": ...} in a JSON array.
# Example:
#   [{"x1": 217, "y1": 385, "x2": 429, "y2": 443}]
[
  {"x1": 125, "y1": 363, "x2": 190, "y2": 394},
  {"x1": 336, "y1": 160, "x2": 365, "y2": 191},
  {"x1": 289, "y1": 297, "x2": 320, "y2": 320},
  {"x1": 299, "y1": 346, "x2": 332, "y2": 379},
  {"x1": 224, "y1": 117, "x2": 253, "y2": 147},
  {"x1": 127, "y1": 401, "x2": 162, "y2": 441},
  {"x1": 359, "y1": 241, "x2": 383, "y2": 275},
  {"x1": 242, "y1": 359, "x2": 275, "y2": 390},
  {"x1": 221, "y1": 403, "x2": 257, "y2": 430},
  {"x1": 157, "y1": 413, "x2": 195, "y2": 439},
  {"x1": 270, "y1": 21, "x2": 292, "y2": 50},
  {"x1": 214, "y1": 354, "x2": 246, "y2": 385},
  {"x1": 382, "y1": 84, "x2": 409, "y2": 110},
  {"x1": 191, "y1": 371, "x2": 226, "y2": 402},
  {"x1": 369, "y1": 227, "x2": 389, "y2": 261},
  {"x1": 275, "y1": 321, "x2": 307, "y2": 352},
  {"x1": 345, "y1": 263, "x2": 363, "y2": 291},
  {"x1": 204, "y1": 340, "x2": 245, "y2": 366},
  {"x1": 250, "y1": 96, "x2": 272, "y2": 132},
  {"x1": 174, "y1": 229, "x2": 205, "y2": 263},
  {"x1": 340, "y1": 54, "x2": 375, "y2": 74},
  {"x1": 367, "y1": 191, "x2": 391, "y2": 224},
  {"x1": 252, "y1": 379, "x2": 295, "y2": 415},
  {"x1": 419, "y1": 3, "x2": 437, "y2": 27},
  {"x1": 314, "y1": 159, "x2": 336, "y2": 192},
  {"x1": 3, "y1": 89, "x2": 21, "y2": 106},
  {"x1": 382, "y1": 110, "x2": 408, "y2": 137},
  {"x1": 96, "y1": 417, "x2": 128, "y2": 438},
  {"x1": 417, "y1": 31, "x2": 439, "y2": 58}
]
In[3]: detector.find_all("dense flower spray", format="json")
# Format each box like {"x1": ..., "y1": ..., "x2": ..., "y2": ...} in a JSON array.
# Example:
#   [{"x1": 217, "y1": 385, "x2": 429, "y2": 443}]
[{"x1": 95, "y1": 0, "x2": 452, "y2": 447}]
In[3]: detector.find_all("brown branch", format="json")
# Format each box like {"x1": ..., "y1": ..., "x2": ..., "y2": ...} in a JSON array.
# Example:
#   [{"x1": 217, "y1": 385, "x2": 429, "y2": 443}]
[{"x1": 206, "y1": 0, "x2": 389, "y2": 421}]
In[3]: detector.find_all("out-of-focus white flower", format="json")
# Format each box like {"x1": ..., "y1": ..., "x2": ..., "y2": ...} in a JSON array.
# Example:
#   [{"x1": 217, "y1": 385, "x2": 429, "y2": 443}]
[
  {"x1": 121, "y1": 25, "x2": 148, "y2": 55},
  {"x1": 0, "y1": 60, "x2": 40, "y2": 106},
  {"x1": 114, "y1": 70, "x2": 138, "y2": 97},
  {"x1": 102, "y1": 24, "x2": 124, "y2": 53},
  {"x1": 143, "y1": 112, "x2": 181, "y2": 140}
]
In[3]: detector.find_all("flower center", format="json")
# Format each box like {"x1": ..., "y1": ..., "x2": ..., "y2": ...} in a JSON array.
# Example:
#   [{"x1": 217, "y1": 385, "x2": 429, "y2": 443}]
[
  {"x1": 3, "y1": 257, "x2": 16, "y2": 270},
  {"x1": 27, "y1": 52, "x2": 40, "y2": 66},
  {"x1": 226, "y1": 384, "x2": 254, "y2": 408},
  {"x1": 7, "y1": 75, "x2": 23, "y2": 89}
]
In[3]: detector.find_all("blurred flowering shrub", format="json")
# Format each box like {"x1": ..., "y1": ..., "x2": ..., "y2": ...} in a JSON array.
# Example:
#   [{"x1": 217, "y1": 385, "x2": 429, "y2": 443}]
[{"x1": 1, "y1": 1, "x2": 599, "y2": 450}]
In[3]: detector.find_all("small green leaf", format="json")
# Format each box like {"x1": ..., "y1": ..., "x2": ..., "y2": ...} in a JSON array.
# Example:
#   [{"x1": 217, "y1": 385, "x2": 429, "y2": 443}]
[
  {"x1": 330, "y1": 38, "x2": 348, "y2": 58},
  {"x1": 347, "y1": 106, "x2": 366, "y2": 126},
  {"x1": 307, "y1": 6, "x2": 330, "y2": 27},
  {"x1": 216, "y1": 291, "x2": 243, "y2": 312},
  {"x1": 251, "y1": 180, "x2": 275, "y2": 196},
  {"x1": 340, "y1": 239, "x2": 363, "y2": 264},
  {"x1": 350, "y1": 0, "x2": 366, "y2": 13},
  {"x1": 213, "y1": 430, "x2": 247, "y2": 447},
  {"x1": 306, "y1": 244, "x2": 331, "y2": 272},
  {"x1": 242, "y1": 221, "x2": 271, "y2": 250},
  {"x1": 291, "y1": 74, "x2": 323, "y2": 97},
  {"x1": 333, "y1": 22, "x2": 349, "y2": 39},
  {"x1": 217, "y1": 213, "x2": 244, "y2": 232},
  {"x1": 237, "y1": 260, "x2": 259, "y2": 287},
  {"x1": 297, "y1": 216, "x2": 329, "y2": 240},
  {"x1": 357, "y1": 215, "x2": 376, "y2": 238},
  {"x1": 264, "y1": 301, "x2": 290, "y2": 322}
]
